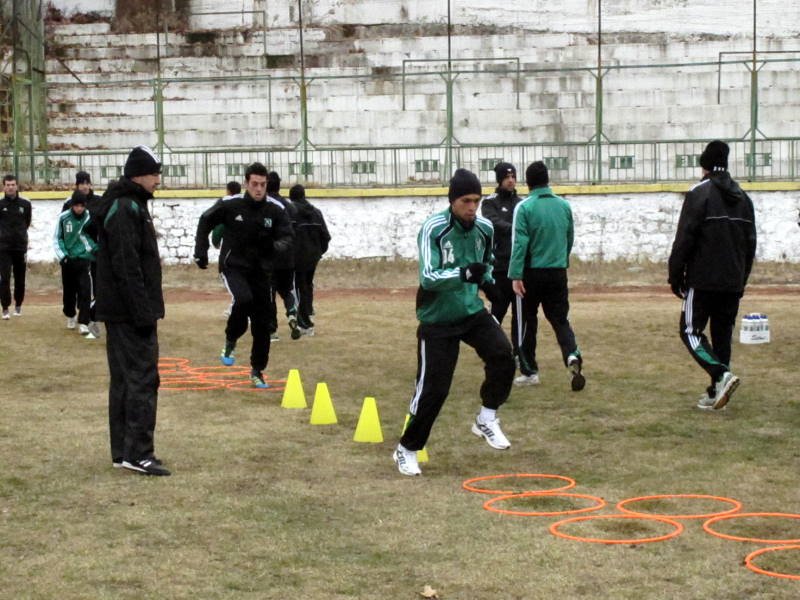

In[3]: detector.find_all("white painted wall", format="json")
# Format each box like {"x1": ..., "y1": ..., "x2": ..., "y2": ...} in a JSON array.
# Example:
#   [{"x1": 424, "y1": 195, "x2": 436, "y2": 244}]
[
  {"x1": 49, "y1": 0, "x2": 113, "y2": 16},
  {"x1": 24, "y1": 190, "x2": 800, "y2": 265}
]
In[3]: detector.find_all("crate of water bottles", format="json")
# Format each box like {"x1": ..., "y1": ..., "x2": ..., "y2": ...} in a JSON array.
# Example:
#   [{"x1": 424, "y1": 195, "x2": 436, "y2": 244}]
[{"x1": 739, "y1": 313, "x2": 770, "y2": 344}]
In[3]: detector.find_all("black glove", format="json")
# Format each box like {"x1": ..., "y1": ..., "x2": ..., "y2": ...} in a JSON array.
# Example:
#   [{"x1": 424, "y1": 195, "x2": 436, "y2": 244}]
[
  {"x1": 480, "y1": 282, "x2": 504, "y2": 305},
  {"x1": 194, "y1": 254, "x2": 208, "y2": 270},
  {"x1": 59, "y1": 256, "x2": 69, "y2": 266},
  {"x1": 670, "y1": 282, "x2": 685, "y2": 299},
  {"x1": 460, "y1": 262, "x2": 487, "y2": 284}
]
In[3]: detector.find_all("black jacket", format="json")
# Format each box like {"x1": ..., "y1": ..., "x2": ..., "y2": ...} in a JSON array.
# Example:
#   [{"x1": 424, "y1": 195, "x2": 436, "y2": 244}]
[
  {"x1": 293, "y1": 197, "x2": 331, "y2": 270},
  {"x1": 0, "y1": 194, "x2": 32, "y2": 252},
  {"x1": 270, "y1": 193, "x2": 297, "y2": 269},
  {"x1": 93, "y1": 178, "x2": 165, "y2": 326},
  {"x1": 668, "y1": 172, "x2": 757, "y2": 294},
  {"x1": 194, "y1": 193, "x2": 294, "y2": 274},
  {"x1": 480, "y1": 187, "x2": 520, "y2": 271}
]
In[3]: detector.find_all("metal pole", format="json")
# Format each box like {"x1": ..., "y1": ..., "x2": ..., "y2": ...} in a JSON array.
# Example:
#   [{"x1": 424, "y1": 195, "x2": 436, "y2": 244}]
[
  {"x1": 749, "y1": 0, "x2": 758, "y2": 180},
  {"x1": 298, "y1": 0, "x2": 308, "y2": 181},
  {"x1": 594, "y1": 0, "x2": 603, "y2": 183},
  {"x1": 445, "y1": 0, "x2": 453, "y2": 180}
]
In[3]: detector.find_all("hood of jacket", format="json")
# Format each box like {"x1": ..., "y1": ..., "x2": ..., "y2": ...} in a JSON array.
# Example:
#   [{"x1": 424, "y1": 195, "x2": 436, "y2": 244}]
[
  {"x1": 708, "y1": 171, "x2": 747, "y2": 206},
  {"x1": 94, "y1": 177, "x2": 153, "y2": 223}
]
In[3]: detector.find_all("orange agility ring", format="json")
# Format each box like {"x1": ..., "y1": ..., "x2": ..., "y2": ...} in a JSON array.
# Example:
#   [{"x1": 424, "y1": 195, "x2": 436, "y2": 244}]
[
  {"x1": 550, "y1": 514, "x2": 684, "y2": 545},
  {"x1": 745, "y1": 545, "x2": 800, "y2": 581},
  {"x1": 616, "y1": 494, "x2": 743, "y2": 520},
  {"x1": 484, "y1": 492, "x2": 606, "y2": 517},
  {"x1": 159, "y1": 379, "x2": 225, "y2": 391},
  {"x1": 703, "y1": 512, "x2": 800, "y2": 544},
  {"x1": 462, "y1": 473, "x2": 576, "y2": 496},
  {"x1": 158, "y1": 357, "x2": 190, "y2": 368}
]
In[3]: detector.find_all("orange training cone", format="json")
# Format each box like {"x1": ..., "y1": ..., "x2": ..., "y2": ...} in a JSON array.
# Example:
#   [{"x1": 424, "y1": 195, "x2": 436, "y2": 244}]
[
  {"x1": 402, "y1": 414, "x2": 429, "y2": 462},
  {"x1": 353, "y1": 397, "x2": 383, "y2": 443},
  {"x1": 281, "y1": 369, "x2": 307, "y2": 409},
  {"x1": 310, "y1": 382, "x2": 337, "y2": 425}
]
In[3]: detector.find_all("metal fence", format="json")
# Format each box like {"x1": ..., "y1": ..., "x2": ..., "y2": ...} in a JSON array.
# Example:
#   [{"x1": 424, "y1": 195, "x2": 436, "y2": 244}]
[{"x1": 5, "y1": 137, "x2": 798, "y2": 189}]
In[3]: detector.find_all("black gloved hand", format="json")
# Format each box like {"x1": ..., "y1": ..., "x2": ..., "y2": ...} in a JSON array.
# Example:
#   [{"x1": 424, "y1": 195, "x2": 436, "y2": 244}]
[
  {"x1": 670, "y1": 282, "x2": 685, "y2": 299},
  {"x1": 460, "y1": 262, "x2": 487, "y2": 284},
  {"x1": 59, "y1": 256, "x2": 69, "y2": 266},
  {"x1": 480, "y1": 282, "x2": 504, "y2": 305},
  {"x1": 194, "y1": 254, "x2": 208, "y2": 270}
]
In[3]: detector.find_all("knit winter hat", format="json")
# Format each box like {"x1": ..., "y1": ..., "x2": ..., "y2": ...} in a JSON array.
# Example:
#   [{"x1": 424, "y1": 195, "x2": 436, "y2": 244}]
[
  {"x1": 124, "y1": 145, "x2": 162, "y2": 178},
  {"x1": 71, "y1": 191, "x2": 87, "y2": 205},
  {"x1": 267, "y1": 171, "x2": 281, "y2": 194},
  {"x1": 448, "y1": 168, "x2": 482, "y2": 202},
  {"x1": 699, "y1": 140, "x2": 729, "y2": 172},
  {"x1": 289, "y1": 184, "x2": 305, "y2": 202},
  {"x1": 75, "y1": 171, "x2": 91, "y2": 185},
  {"x1": 525, "y1": 161, "x2": 549, "y2": 188},
  {"x1": 494, "y1": 162, "x2": 516, "y2": 184}
]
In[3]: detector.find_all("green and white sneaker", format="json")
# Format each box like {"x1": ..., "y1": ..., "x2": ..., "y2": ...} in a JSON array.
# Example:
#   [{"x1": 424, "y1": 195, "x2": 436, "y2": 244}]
[
  {"x1": 713, "y1": 372, "x2": 740, "y2": 410},
  {"x1": 220, "y1": 340, "x2": 236, "y2": 366},
  {"x1": 250, "y1": 369, "x2": 270, "y2": 389}
]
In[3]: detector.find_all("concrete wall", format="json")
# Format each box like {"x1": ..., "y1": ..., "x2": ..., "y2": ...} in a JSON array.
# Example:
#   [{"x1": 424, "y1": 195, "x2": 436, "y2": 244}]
[
  {"x1": 25, "y1": 189, "x2": 800, "y2": 265},
  {"x1": 42, "y1": 0, "x2": 800, "y2": 155}
]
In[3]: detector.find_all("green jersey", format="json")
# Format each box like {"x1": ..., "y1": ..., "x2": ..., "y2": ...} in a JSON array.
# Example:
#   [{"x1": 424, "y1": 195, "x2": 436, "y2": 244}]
[
  {"x1": 53, "y1": 208, "x2": 97, "y2": 261},
  {"x1": 416, "y1": 207, "x2": 494, "y2": 325},
  {"x1": 508, "y1": 186, "x2": 574, "y2": 279}
]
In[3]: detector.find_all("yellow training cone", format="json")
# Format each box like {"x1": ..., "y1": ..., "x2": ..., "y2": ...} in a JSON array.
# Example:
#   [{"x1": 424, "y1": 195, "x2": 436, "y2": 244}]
[
  {"x1": 310, "y1": 382, "x2": 337, "y2": 425},
  {"x1": 353, "y1": 397, "x2": 383, "y2": 443},
  {"x1": 402, "y1": 414, "x2": 429, "y2": 463},
  {"x1": 281, "y1": 369, "x2": 307, "y2": 409}
]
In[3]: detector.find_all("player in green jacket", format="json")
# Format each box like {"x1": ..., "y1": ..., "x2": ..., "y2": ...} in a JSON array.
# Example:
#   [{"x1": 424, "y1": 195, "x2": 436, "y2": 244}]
[
  {"x1": 509, "y1": 161, "x2": 585, "y2": 392},
  {"x1": 393, "y1": 169, "x2": 516, "y2": 477},
  {"x1": 53, "y1": 193, "x2": 98, "y2": 336}
]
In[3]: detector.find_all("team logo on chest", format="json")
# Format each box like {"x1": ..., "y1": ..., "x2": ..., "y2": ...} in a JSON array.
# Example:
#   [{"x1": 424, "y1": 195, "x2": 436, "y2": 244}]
[{"x1": 263, "y1": 218, "x2": 272, "y2": 228}]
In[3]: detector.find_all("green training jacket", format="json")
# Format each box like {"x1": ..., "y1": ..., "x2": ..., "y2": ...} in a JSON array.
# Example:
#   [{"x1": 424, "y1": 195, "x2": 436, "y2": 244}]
[
  {"x1": 416, "y1": 206, "x2": 494, "y2": 325},
  {"x1": 53, "y1": 208, "x2": 98, "y2": 262},
  {"x1": 508, "y1": 186, "x2": 574, "y2": 279}
]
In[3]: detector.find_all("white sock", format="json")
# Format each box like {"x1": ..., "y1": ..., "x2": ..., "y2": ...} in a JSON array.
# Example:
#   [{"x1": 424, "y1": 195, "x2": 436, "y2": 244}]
[{"x1": 478, "y1": 407, "x2": 497, "y2": 423}]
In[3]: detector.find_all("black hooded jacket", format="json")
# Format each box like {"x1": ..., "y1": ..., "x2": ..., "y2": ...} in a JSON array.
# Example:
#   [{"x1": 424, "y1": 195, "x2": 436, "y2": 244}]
[
  {"x1": 92, "y1": 177, "x2": 165, "y2": 326},
  {"x1": 480, "y1": 186, "x2": 520, "y2": 271},
  {"x1": 292, "y1": 196, "x2": 331, "y2": 271},
  {"x1": 668, "y1": 172, "x2": 757, "y2": 293}
]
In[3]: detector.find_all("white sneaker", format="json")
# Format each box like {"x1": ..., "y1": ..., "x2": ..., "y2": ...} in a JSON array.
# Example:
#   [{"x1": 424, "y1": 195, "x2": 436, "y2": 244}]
[
  {"x1": 471, "y1": 416, "x2": 511, "y2": 450},
  {"x1": 713, "y1": 372, "x2": 740, "y2": 410},
  {"x1": 79, "y1": 324, "x2": 90, "y2": 335},
  {"x1": 514, "y1": 373, "x2": 540, "y2": 386},
  {"x1": 393, "y1": 445, "x2": 421, "y2": 476},
  {"x1": 300, "y1": 326, "x2": 315, "y2": 337},
  {"x1": 84, "y1": 331, "x2": 98, "y2": 340},
  {"x1": 2, "y1": 310, "x2": 9, "y2": 320},
  {"x1": 13, "y1": 305, "x2": 21, "y2": 316},
  {"x1": 66, "y1": 317, "x2": 77, "y2": 329},
  {"x1": 696, "y1": 393, "x2": 716, "y2": 410},
  {"x1": 88, "y1": 322, "x2": 101, "y2": 338}
]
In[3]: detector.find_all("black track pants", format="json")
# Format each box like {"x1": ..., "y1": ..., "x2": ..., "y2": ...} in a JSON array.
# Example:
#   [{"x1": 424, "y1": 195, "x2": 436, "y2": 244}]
[
  {"x1": 106, "y1": 321, "x2": 159, "y2": 462},
  {"x1": 400, "y1": 310, "x2": 515, "y2": 451},
  {"x1": 222, "y1": 268, "x2": 273, "y2": 372},
  {"x1": 0, "y1": 249, "x2": 26, "y2": 309},
  {"x1": 680, "y1": 287, "x2": 740, "y2": 388}
]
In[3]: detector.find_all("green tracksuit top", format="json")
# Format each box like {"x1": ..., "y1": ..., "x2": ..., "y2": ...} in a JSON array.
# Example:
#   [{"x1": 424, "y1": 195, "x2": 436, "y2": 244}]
[
  {"x1": 508, "y1": 186, "x2": 574, "y2": 279},
  {"x1": 416, "y1": 206, "x2": 494, "y2": 325},
  {"x1": 53, "y1": 208, "x2": 98, "y2": 261}
]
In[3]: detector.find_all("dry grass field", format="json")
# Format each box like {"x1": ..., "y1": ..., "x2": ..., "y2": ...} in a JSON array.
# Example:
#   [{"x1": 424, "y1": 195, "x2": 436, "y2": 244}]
[{"x1": 2, "y1": 259, "x2": 799, "y2": 599}]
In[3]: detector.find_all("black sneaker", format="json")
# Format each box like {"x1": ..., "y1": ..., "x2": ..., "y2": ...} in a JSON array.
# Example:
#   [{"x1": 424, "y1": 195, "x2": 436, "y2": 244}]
[
  {"x1": 122, "y1": 457, "x2": 171, "y2": 476},
  {"x1": 288, "y1": 314, "x2": 301, "y2": 340},
  {"x1": 567, "y1": 354, "x2": 586, "y2": 392}
]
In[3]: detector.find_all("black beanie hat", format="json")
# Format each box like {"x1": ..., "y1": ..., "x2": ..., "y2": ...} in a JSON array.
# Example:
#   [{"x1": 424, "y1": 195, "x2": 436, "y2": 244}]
[
  {"x1": 124, "y1": 145, "x2": 162, "y2": 178},
  {"x1": 75, "y1": 171, "x2": 91, "y2": 185},
  {"x1": 267, "y1": 171, "x2": 281, "y2": 194},
  {"x1": 525, "y1": 161, "x2": 549, "y2": 188},
  {"x1": 494, "y1": 162, "x2": 516, "y2": 184},
  {"x1": 289, "y1": 184, "x2": 305, "y2": 202},
  {"x1": 699, "y1": 140, "x2": 729, "y2": 172},
  {"x1": 70, "y1": 191, "x2": 87, "y2": 205},
  {"x1": 448, "y1": 168, "x2": 482, "y2": 202}
]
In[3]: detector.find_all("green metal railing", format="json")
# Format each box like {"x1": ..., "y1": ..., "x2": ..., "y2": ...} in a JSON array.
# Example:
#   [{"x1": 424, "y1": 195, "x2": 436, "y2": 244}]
[{"x1": 10, "y1": 137, "x2": 798, "y2": 189}]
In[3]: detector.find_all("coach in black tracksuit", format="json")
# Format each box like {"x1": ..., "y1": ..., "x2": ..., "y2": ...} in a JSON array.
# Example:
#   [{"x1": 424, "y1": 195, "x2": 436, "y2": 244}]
[
  {"x1": 194, "y1": 162, "x2": 294, "y2": 387},
  {"x1": 668, "y1": 140, "x2": 757, "y2": 411},
  {"x1": 0, "y1": 174, "x2": 32, "y2": 318},
  {"x1": 94, "y1": 145, "x2": 170, "y2": 476},
  {"x1": 480, "y1": 162, "x2": 523, "y2": 366}
]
